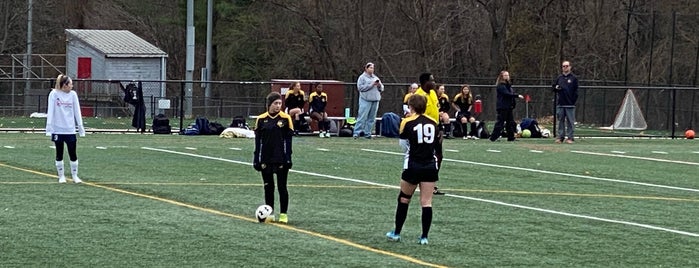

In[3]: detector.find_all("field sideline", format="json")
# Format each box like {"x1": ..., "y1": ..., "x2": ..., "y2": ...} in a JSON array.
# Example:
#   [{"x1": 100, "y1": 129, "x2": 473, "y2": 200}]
[{"x1": 1, "y1": 133, "x2": 698, "y2": 267}]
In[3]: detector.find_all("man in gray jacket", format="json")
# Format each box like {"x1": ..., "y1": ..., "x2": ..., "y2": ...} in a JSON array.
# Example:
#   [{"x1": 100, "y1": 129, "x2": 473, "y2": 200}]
[{"x1": 354, "y1": 62, "x2": 384, "y2": 139}]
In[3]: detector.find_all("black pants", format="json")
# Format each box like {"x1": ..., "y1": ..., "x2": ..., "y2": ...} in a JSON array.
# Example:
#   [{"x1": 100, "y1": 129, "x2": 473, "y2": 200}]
[
  {"x1": 490, "y1": 108, "x2": 516, "y2": 141},
  {"x1": 261, "y1": 164, "x2": 289, "y2": 214}
]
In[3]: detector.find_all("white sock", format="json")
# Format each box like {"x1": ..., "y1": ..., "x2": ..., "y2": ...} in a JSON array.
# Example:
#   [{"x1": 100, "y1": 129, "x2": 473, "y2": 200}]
[
  {"x1": 55, "y1": 160, "x2": 65, "y2": 179},
  {"x1": 70, "y1": 160, "x2": 79, "y2": 179}
]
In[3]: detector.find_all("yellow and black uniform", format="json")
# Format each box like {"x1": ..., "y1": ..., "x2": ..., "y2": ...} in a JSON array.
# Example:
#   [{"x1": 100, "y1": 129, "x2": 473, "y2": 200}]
[
  {"x1": 253, "y1": 110, "x2": 294, "y2": 215},
  {"x1": 399, "y1": 114, "x2": 439, "y2": 184},
  {"x1": 453, "y1": 93, "x2": 473, "y2": 117},
  {"x1": 438, "y1": 93, "x2": 450, "y2": 113},
  {"x1": 308, "y1": 91, "x2": 328, "y2": 114},
  {"x1": 402, "y1": 92, "x2": 414, "y2": 116},
  {"x1": 309, "y1": 91, "x2": 331, "y2": 132},
  {"x1": 254, "y1": 111, "x2": 294, "y2": 166},
  {"x1": 285, "y1": 90, "x2": 306, "y2": 111},
  {"x1": 453, "y1": 92, "x2": 476, "y2": 137}
]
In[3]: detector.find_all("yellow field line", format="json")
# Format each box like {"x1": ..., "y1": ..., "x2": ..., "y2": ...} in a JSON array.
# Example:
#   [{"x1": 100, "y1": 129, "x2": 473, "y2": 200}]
[{"x1": 0, "y1": 162, "x2": 447, "y2": 268}]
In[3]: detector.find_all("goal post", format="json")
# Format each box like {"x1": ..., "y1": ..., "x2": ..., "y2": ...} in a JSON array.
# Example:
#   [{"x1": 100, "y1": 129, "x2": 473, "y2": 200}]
[{"x1": 604, "y1": 89, "x2": 648, "y2": 130}]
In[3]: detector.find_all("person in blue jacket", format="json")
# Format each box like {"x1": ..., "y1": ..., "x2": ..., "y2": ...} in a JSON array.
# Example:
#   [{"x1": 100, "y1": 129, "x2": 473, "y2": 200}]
[{"x1": 552, "y1": 60, "x2": 579, "y2": 144}]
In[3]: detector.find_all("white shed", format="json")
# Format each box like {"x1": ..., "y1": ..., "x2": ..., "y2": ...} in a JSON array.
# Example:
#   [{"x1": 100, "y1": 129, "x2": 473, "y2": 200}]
[{"x1": 65, "y1": 29, "x2": 168, "y2": 117}]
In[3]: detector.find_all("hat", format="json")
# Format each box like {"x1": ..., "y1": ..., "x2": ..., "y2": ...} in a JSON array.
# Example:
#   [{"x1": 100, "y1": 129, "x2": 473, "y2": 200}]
[{"x1": 266, "y1": 92, "x2": 282, "y2": 108}]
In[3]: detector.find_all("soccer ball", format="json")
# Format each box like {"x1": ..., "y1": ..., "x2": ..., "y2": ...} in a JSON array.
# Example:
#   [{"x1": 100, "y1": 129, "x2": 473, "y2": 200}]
[
  {"x1": 256, "y1": 205, "x2": 273, "y2": 222},
  {"x1": 521, "y1": 129, "x2": 531, "y2": 138},
  {"x1": 686, "y1": 129, "x2": 695, "y2": 139},
  {"x1": 541, "y1": 129, "x2": 551, "y2": 138}
]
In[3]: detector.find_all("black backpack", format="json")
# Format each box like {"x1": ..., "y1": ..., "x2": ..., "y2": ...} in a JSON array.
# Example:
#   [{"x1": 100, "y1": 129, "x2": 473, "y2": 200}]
[
  {"x1": 230, "y1": 116, "x2": 249, "y2": 129},
  {"x1": 152, "y1": 114, "x2": 171, "y2": 134},
  {"x1": 520, "y1": 118, "x2": 543, "y2": 138},
  {"x1": 451, "y1": 121, "x2": 464, "y2": 137},
  {"x1": 195, "y1": 116, "x2": 211, "y2": 135},
  {"x1": 476, "y1": 121, "x2": 490, "y2": 139},
  {"x1": 338, "y1": 123, "x2": 354, "y2": 137},
  {"x1": 209, "y1": 122, "x2": 226, "y2": 135}
]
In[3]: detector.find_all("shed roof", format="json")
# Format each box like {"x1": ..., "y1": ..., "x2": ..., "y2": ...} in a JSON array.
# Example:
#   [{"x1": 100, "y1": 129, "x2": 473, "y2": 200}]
[{"x1": 65, "y1": 29, "x2": 167, "y2": 58}]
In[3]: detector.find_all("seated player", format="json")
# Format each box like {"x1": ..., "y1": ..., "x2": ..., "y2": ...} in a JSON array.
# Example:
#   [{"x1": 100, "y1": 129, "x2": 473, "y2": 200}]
[{"x1": 308, "y1": 82, "x2": 331, "y2": 138}]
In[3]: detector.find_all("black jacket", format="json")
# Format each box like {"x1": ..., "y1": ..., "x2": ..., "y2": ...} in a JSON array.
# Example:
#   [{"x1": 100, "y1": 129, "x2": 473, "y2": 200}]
[{"x1": 495, "y1": 82, "x2": 518, "y2": 110}]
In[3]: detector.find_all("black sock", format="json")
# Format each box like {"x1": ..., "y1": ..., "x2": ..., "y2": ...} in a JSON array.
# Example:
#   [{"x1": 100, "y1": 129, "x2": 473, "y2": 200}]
[
  {"x1": 394, "y1": 202, "x2": 409, "y2": 234},
  {"x1": 421, "y1": 206, "x2": 432, "y2": 239},
  {"x1": 470, "y1": 122, "x2": 477, "y2": 136},
  {"x1": 462, "y1": 123, "x2": 469, "y2": 136}
]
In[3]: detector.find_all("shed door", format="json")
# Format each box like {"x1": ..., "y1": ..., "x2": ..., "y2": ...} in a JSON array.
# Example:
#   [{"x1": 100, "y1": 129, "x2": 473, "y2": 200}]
[
  {"x1": 76, "y1": 57, "x2": 92, "y2": 94},
  {"x1": 77, "y1": 57, "x2": 92, "y2": 78}
]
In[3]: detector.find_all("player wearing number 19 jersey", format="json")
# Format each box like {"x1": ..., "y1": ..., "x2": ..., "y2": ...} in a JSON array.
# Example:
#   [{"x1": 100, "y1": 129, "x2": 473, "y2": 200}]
[{"x1": 386, "y1": 94, "x2": 438, "y2": 245}]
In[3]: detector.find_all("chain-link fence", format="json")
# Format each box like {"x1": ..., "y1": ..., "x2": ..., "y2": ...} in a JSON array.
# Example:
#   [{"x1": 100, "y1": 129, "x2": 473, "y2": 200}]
[{"x1": 1, "y1": 78, "x2": 697, "y2": 137}]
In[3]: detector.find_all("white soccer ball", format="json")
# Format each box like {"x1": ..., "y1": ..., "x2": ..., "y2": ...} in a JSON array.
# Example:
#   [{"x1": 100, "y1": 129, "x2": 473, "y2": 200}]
[
  {"x1": 541, "y1": 129, "x2": 551, "y2": 138},
  {"x1": 256, "y1": 205, "x2": 273, "y2": 222}
]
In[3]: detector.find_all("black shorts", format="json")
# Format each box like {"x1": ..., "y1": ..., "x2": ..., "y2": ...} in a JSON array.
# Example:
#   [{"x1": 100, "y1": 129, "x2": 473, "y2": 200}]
[
  {"x1": 456, "y1": 111, "x2": 472, "y2": 121},
  {"x1": 50, "y1": 134, "x2": 77, "y2": 143},
  {"x1": 402, "y1": 167, "x2": 439, "y2": 184}
]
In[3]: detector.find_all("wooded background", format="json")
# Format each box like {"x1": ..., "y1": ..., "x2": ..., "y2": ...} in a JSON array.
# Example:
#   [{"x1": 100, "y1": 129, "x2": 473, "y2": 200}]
[{"x1": 2, "y1": 0, "x2": 698, "y2": 85}]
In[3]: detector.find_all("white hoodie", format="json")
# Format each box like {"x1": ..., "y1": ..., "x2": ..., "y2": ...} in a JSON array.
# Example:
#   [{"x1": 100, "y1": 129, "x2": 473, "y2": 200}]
[{"x1": 45, "y1": 89, "x2": 85, "y2": 136}]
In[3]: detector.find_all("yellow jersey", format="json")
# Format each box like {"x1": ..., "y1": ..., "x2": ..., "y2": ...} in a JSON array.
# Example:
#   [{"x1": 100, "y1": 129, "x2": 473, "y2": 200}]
[{"x1": 414, "y1": 87, "x2": 439, "y2": 123}]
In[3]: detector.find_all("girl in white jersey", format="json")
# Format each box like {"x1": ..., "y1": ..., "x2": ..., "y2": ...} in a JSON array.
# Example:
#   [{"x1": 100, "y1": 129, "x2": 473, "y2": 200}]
[{"x1": 46, "y1": 74, "x2": 85, "y2": 183}]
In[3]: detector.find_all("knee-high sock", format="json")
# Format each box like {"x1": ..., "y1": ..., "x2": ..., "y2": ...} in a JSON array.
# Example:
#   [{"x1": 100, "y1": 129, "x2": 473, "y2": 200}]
[
  {"x1": 470, "y1": 122, "x2": 477, "y2": 136},
  {"x1": 462, "y1": 122, "x2": 469, "y2": 136},
  {"x1": 421, "y1": 206, "x2": 433, "y2": 239},
  {"x1": 55, "y1": 160, "x2": 65, "y2": 179},
  {"x1": 394, "y1": 202, "x2": 409, "y2": 234},
  {"x1": 444, "y1": 123, "x2": 451, "y2": 136},
  {"x1": 70, "y1": 160, "x2": 79, "y2": 179}
]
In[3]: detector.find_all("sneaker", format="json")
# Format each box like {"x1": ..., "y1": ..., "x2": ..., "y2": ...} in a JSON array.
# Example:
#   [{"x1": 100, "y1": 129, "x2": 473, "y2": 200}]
[
  {"x1": 263, "y1": 215, "x2": 276, "y2": 223},
  {"x1": 278, "y1": 213, "x2": 288, "y2": 224},
  {"x1": 58, "y1": 177, "x2": 66, "y2": 184},
  {"x1": 565, "y1": 139, "x2": 574, "y2": 144},
  {"x1": 319, "y1": 132, "x2": 325, "y2": 138},
  {"x1": 386, "y1": 231, "x2": 401, "y2": 242},
  {"x1": 72, "y1": 177, "x2": 83, "y2": 184},
  {"x1": 324, "y1": 132, "x2": 331, "y2": 138},
  {"x1": 463, "y1": 136, "x2": 469, "y2": 140},
  {"x1": 555, "y1": 139, "x2": 563, "y2": 144},
  {"x1": 471, "y1": 136, "x2": 479, "y2": 140},
  {"x1": 433, "y1": 187, "x2": 445, "y2": 195},
  {"x1": 418, "y1": 237, "x2": 429, "y2": 245}
]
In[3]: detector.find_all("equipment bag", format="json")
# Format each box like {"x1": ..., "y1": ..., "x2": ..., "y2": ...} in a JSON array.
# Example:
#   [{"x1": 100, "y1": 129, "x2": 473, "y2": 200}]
[
  {"x1": 195, "y1": 116, "x2": 211, "y2": 135},
  {"x1": 152, "y1": 114, "x2": 171, "y2": 134},
  {"x1": 380, "y1": 112, "x2": 400, "y2": 138},
  {"x1": 476, "y1": 121, "x2": 490, "y2": 139}
]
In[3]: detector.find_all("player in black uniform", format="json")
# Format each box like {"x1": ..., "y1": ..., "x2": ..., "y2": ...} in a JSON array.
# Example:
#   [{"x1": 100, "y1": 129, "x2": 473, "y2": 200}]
[
  {"x1": 436, "y1": 84, "x2": 452, "y2": 139},
  {"x1": 386, "y1": 94, "x2": 438, "y2": 245},
  {"x1": 452, "y1": 84, "x2": 477, "y2": 139},
  {"x1": 284, "y1": 81, "x2": 306, "y2": 135},
  {"x1": 308, "y1": 82, "x2": 331, "y2": 138},
  {"x1": 253, "y1": 92, "x2": 294, "y2": 224}
]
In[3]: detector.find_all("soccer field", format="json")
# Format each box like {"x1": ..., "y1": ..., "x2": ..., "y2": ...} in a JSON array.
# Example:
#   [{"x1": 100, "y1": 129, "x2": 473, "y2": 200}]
[{"x1": 1, "y1": 133, "x2": 698, "y2": 267}]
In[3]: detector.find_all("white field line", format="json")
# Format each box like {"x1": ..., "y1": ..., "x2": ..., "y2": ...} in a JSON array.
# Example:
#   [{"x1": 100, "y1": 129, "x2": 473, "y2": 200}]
[
  {"x1": 142, "y1": 146, "x2": 699, "y2": 238},
  {"x1": 572, "y1": 150, "x2": 699, "y2": 166},
  {"x1": 362, "y1": 149, "x2": 699, "y2": 193}
]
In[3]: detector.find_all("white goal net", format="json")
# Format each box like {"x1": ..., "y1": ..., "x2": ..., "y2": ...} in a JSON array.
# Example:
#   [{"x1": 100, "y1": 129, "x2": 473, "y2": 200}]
[{"x1": 606, "y1": 89, "x2": 648, "y2": 130}]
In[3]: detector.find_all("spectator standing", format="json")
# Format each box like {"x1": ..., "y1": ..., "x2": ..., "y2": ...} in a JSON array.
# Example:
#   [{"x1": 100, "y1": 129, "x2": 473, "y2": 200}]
[
  {"x1": 552, "y1": 60, "x2": 579, "y2": 144},
  {"x1": 489, "y1": 71, "x2": 524, "y2": 142},
  {"x1": 354, "y1": 62, "x2": 384, "y2": 139}
]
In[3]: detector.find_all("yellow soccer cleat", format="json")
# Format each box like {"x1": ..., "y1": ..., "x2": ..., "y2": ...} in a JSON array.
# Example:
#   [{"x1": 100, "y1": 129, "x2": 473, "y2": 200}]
[{"x1": 278, "y1": 213, "x2": 288, "y2": 224}]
